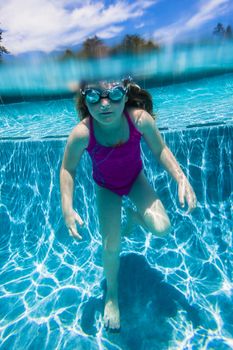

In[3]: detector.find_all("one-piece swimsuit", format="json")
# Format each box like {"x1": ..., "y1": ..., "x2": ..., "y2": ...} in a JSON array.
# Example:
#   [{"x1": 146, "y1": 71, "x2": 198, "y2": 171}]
[{"x1": 86, "y1": 110, "x2": 143, "y2": 196}]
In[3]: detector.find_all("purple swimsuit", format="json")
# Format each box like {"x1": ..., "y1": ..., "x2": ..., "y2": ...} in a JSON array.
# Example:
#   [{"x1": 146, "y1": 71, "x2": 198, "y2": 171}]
[{"x1": 86, "y1": 110, "x2": 143, "y2": 196}]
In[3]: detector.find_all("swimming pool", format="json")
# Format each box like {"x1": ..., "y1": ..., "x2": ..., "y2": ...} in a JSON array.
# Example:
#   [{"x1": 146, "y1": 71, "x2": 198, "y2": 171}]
[{"x1": 0, "y1": 57, "x2": 233, "y2": 349}]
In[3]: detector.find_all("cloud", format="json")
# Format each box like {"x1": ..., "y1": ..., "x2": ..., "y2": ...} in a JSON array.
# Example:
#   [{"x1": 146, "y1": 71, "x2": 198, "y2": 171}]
[
  {"x1": 135, "y1": 23, "x2": 145, "y2": 29},
  {"x1": 0, "y1": 0, "x2": 156, "y2": 54},
  {"x1": 96, "y1": 26, "x2": 125, "y2": 40},
  {"x1": 186, "y1": 0, "x2": 230, "y2": 29},
  {"x1": 153, "y1": 0, "x2": 230, "y2": 43}
]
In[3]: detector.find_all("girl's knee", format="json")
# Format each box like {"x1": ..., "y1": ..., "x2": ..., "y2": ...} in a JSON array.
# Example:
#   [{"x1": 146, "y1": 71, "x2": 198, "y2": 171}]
[
  {"x1": 149, "y1": 219, "x2": 171, "y2": 237},
  {"x1": 155, "y1": 219, "x2": 171, "y2": 237},
  {"x1": 143, "y1": 206, "x2": 171, "y2": 237}
]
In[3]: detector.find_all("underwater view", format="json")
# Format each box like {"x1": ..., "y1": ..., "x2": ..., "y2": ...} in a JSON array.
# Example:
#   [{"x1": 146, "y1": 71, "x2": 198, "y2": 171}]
[{"x1": 0, "y1": 44, "x2": 233, "y2": 350}]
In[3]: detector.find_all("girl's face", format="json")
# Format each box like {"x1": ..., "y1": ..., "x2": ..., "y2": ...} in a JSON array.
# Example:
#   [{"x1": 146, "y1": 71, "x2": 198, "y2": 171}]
[{"x1": 83, "y1": 81, "x2": 128, "y2": 126}]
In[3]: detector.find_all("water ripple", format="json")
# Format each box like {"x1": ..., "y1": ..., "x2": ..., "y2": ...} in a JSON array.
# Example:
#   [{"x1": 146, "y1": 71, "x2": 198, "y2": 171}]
[{"x1": 0, "y1": 125, "x2": 232, "y2": 349}]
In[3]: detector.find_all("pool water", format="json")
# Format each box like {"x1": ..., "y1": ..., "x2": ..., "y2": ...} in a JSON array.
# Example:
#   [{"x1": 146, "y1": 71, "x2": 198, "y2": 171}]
[
  {"x1": 0, "y1": 53, "x2": 233, "y2": 349},
  {"x1": 1, "y1": 73, "x2": 233, "y2": 139}
]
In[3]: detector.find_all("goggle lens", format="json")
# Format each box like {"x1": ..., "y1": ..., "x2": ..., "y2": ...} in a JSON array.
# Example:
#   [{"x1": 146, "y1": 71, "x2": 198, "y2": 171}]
[
  {"x1": 109, "y1": 87, "x2": 125, "y2": 101},
  {"x1": 85, "y1": 90, "x2": 100, "y2": 104},
  {"x1": 83, "y1": 86, "x2": 127, "y2": 104}
]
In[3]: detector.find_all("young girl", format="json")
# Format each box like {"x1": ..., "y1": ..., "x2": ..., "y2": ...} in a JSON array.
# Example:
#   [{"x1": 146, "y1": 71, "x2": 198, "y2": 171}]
[{"x1": 60, "y1": 77, "x2": 197, "y2": 331}]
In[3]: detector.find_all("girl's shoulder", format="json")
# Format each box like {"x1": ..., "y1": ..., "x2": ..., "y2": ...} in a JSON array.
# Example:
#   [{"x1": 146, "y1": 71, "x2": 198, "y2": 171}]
[
  {"x1": 68, "y1": 117, "x2": 90, "y2": 148},
  {"x1": 126, "y1": 108, "x2": 155, "y2": 134}
]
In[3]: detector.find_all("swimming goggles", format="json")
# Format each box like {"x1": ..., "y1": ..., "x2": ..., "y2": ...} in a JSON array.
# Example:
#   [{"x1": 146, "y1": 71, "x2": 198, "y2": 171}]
[{"x1": 81, "y1": 86, "x2": 128, "y2": 104}]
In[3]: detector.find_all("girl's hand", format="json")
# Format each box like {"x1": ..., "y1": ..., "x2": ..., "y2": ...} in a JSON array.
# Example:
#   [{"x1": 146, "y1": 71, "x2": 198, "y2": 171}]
[
  {"x1": 178, "y1": 177, "x2": 197, "y2": 214},
  {"x1": 64, "y1": 209, "x2": 84, "y2": 240}
]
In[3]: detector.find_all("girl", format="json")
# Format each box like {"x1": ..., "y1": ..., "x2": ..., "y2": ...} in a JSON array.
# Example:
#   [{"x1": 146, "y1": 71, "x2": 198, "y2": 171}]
[{"x1": 60, "y1": 77, "x2": 197, "y2": 331}]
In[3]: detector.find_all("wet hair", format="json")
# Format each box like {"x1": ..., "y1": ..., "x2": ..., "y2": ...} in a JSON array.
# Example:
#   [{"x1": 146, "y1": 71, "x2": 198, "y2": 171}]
[{"x1": 76, "y1": 77, "x2": 155, "y2": 120}]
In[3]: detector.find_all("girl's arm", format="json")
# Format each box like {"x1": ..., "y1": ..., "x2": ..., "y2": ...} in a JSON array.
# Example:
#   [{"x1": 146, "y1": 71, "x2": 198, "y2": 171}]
[
  {"x1": 136, "y1": 110, "x2": 197, "y2": 213},
  {"x1": 60, "y1": 122, "x2": 89, "y2": 238}
]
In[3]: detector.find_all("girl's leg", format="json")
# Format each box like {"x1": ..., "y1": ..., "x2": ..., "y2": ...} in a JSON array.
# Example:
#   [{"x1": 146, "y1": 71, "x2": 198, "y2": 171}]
[
  {"x1": 127, "y1": 171, "x2": 171, "y2": 237},
  {"x1": 96, "y1": 185, "x2": 122, "y2": 330}
]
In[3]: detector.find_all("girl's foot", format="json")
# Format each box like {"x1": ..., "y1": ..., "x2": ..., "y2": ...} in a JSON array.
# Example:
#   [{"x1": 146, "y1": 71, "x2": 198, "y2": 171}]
[{"x1": 104, "y1": 297, "x2": 120, "y2": 330}]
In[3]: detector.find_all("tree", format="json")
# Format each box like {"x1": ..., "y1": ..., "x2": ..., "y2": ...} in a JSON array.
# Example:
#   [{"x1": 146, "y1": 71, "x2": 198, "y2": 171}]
[
  {"x1": 123, "y1": 34, "x2": 146, "y2": 52},
  {"x1": 0, "y1": 28, "x2": 10, "y2": 61},
  {"x1": 144, "y1": 39, "x2": 159, "y2": 51},
  {"x1": 59, "y1": 48, "x2": 76, "y2": 61},
  {"x1": 225, "y1": 25, "x2": 233, "y2": 40},
  {"x1": 77, "y1": 35, "x2": 109, "y2": 58},
  {"x1": 60, "y1": 34, "x2": 160, "y2": 61},
  {"x1": 110, "y1": 34, "x2": 159, "y2": 55},
  {"x1": 213, "y1": 23, "x2": 233, "y2": 41},
  {"x1": 213, "y1": 23, "x2": 225, "y2": 37}
]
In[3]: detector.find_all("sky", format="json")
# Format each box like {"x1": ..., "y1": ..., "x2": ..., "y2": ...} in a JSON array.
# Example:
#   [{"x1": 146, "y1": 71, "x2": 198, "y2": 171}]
[{"x1": 1, "y1": 0, "x2": 233, "y2": 55}]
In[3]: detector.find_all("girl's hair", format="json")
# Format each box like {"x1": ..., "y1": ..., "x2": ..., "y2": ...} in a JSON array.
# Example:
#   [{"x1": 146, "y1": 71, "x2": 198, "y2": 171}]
[{"x1": 76, "y1": 77, "x2": 155, "y2": 120}]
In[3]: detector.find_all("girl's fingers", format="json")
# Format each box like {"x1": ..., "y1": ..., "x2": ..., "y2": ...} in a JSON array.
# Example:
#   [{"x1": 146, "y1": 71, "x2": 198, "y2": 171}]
[
  {"x1": 179, "y1": 180, "x2": 197, "y2": 213},
  {"x1": 68, "y1": 226, "x2": 82, "y2": 240},
  {"x1": 186, "y1": 192, "x2": 197, "y2": 213},
  {"x1": 74, "y1": 211, "x2": 84, "y2": 226},
  {"x1": 179, "y1": 195, "x2": 185, "y2": 208},
  {"x1": 178, "y1": 180, "x2": 185, "y2": 208},
  {"x1": 65, "y1": 210, "x2": 84, "y2": 239}
]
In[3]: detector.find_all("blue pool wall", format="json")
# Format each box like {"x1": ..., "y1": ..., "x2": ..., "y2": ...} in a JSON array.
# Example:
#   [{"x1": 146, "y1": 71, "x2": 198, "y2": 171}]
[
  {"x1": 1, "y1": 124, "x2": 232, "y2": 229},
  {"x1": 1, "y1": 124, "x2": 232, "y2": 274},
  {"x1": 0, "y1": 124, "x2": 232, "y2": 350}
]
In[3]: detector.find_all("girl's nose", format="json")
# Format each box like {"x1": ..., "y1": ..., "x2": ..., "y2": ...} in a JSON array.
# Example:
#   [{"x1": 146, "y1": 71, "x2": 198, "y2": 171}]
[{"x1": 100, "y1": 98, "x2": 110, "y2": 108}]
